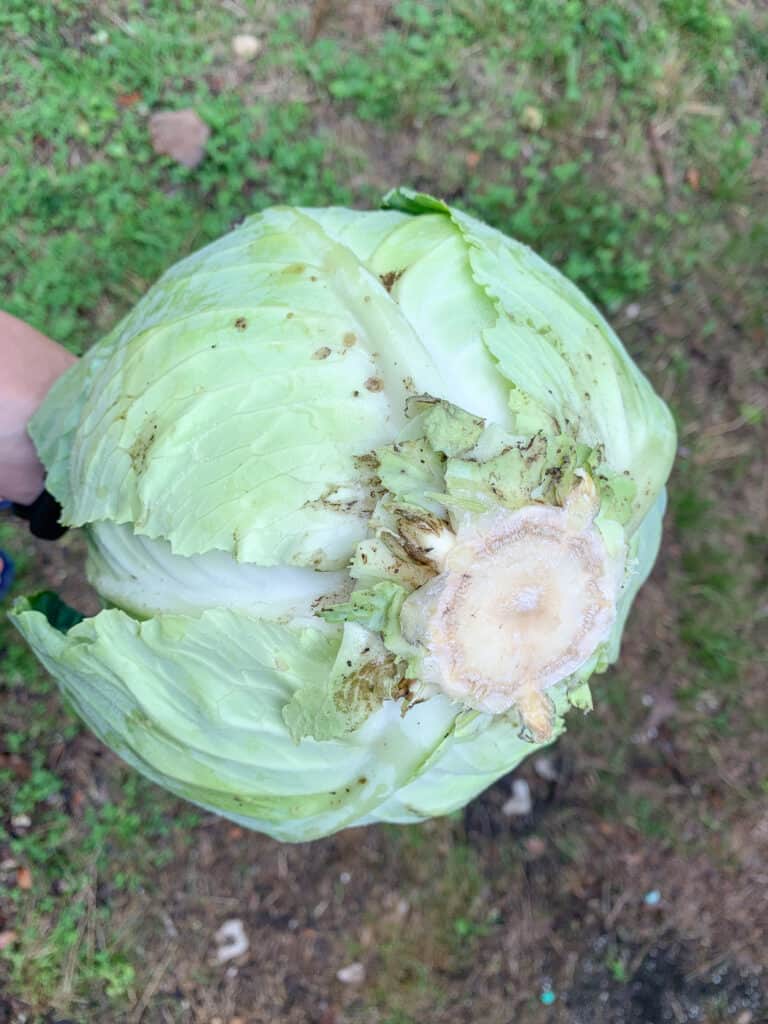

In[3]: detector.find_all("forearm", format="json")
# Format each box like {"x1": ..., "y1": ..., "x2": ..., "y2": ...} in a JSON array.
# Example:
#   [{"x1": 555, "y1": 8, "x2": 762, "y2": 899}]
[{"x1": 1, "y1": 312, "x2": 77, "y2": 503}]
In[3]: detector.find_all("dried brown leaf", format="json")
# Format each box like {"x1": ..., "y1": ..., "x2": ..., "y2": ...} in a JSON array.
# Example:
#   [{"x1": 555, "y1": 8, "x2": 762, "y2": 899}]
[{"x1": 117, "y1": 90, "x2": 142, "y2": 108}]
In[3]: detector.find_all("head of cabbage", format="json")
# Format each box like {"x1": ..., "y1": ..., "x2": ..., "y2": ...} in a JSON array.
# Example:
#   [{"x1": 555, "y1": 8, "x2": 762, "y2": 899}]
[{"x1": 11, "y1": 189, "x2": 675, "y2": 842}]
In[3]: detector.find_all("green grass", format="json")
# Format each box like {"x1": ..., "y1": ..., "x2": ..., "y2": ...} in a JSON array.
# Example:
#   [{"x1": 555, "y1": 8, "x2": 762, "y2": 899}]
[
  {"x1": 1, "y1": 0, "x2": 766, "y2": 1020},
  {"x1": 0, "y1": 553, "x2": 198, "y2": 1011},
  {"x1": 1, "y1": 0, "x2": 763, "y2": 351}
]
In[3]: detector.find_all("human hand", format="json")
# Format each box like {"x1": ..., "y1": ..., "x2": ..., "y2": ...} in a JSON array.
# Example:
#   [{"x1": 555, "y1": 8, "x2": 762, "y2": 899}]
[{"x1": 0, "y1": 311, "x2": 77, "y2": 506}]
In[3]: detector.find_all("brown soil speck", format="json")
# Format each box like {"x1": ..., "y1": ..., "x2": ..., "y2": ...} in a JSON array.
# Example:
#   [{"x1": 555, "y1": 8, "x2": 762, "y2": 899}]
[{"x1": 379, "y1": 269, "x2": 404, "y2": 292}]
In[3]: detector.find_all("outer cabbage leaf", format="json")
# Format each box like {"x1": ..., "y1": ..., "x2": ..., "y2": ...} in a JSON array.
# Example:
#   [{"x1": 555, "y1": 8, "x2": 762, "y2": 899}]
[
  {"x1": 85, "y1": 520, "x2": 349, "y2": 621},
  {"x1": 30, "y1": 208, "x2": 448, "y2": 568},
  {"x1": 10, "y1": 599, "x2": 564, "y2": 842},
  {"x1": 368, "y1": 699, "x2": 569, "y2": 824}
]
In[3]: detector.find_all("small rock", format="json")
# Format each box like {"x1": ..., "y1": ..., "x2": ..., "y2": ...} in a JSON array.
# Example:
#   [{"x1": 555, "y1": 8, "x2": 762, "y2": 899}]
[
  {"x1": 161, "y1": 911, "x2": 179, "y2": 938},
  {"x1": 524, "y1": 836, "x2": 547, "y2": 858},
  {"x1": 232, "y1": 34, "x2": 262, "y2": 60},
  {"x1": 336, "y1": 962, "x2": 365, "y2": 985},
  {"x1": 313, "y1": 899, "x2": 329, "y2": 919},
  {"x1": 149, "y1": 109, "x2": 210, "y2": 168},
  {"x1": 339, "y1": 871, "x2": 351, "y2": 884},
  {"x1": 502, "y1": 779, "x2": 532, "y2": 817},
  {"x1": 10, "y1": 813, "x2": 31, "y2": 829},
  {"x1": 214, "y1": 919, "x2": 249, "y2": 962},
  {"x1": 533, "y1": 757, "x2": 558, "y2": 782},
  {"x1": 695, "y1": 691, "x2": 721, "y2": 713}
]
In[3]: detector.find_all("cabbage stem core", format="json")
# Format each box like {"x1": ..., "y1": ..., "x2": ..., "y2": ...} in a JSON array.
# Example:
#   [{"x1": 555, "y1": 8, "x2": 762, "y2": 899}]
[{"x1": 400, "y1": 501, "x2": 622, "y2": 729}]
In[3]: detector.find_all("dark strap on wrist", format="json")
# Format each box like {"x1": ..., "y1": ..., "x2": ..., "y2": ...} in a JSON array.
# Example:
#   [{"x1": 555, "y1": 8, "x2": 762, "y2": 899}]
[{"x1": 10, "y1": 490, "x2": 68, "y2": 540}]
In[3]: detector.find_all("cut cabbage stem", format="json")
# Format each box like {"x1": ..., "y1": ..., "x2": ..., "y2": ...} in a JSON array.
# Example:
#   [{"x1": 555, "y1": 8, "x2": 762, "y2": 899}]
[{"x1": 400, "y1": 486, "x2": 622, "y2": 736}]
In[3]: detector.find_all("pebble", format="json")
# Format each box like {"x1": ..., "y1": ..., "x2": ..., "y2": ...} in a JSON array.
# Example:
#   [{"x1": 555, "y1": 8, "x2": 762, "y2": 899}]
[
  {"x1": 232, "y1": 34, "x2": 262, "y2": 60},
  {"x1": 502, "y1": 779, "x2": 532, "y2": 816},
  {"x1": 336, "y1": 962, "x2": 365, "y2": 984},
  {"x1": 214, "y1": 919, "x2": 249, "y2": 962}
]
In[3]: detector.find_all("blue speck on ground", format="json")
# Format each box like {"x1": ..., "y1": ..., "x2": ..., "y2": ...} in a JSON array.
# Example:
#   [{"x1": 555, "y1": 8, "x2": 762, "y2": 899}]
[{"x1": 0, "y1": 549, "x2": 15, "y2": 599}]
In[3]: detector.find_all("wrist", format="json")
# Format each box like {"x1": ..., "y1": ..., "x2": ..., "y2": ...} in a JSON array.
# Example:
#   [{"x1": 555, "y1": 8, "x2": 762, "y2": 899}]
[{"x1": 0, "y1": 312, "x2": 77, "y2": 505}]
